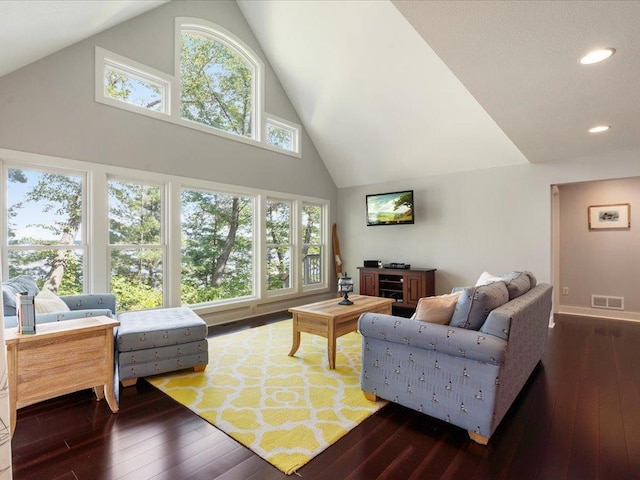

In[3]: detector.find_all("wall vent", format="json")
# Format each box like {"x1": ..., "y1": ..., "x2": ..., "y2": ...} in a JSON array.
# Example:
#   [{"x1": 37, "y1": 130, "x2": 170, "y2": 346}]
[{"x1": 591, "y1": 295, "x2": 624, "y2": 311}]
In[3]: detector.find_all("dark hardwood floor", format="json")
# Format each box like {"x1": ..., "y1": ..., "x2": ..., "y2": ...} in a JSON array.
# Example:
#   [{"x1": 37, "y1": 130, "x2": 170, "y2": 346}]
[{"x1": 11, "y1": 314, "x2": 640, "y2": 480}]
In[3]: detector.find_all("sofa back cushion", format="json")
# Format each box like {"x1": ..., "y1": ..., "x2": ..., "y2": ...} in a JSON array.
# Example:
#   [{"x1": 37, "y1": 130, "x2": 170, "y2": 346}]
[
  {"x1": 450, "y1": 281, "x2": 509, "y2": 330},
  {"x1": 501, "y1": 271, "x2": 532, "y2": 300},
  {"x1": 413, "y1": 291, "x2": 462, "y2": 324},
  {"x1": 2, "y1": 275, "x2": 40, "y2": 317}
]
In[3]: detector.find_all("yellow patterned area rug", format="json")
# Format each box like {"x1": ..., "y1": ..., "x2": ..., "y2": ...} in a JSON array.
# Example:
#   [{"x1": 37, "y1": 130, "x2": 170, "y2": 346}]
[{"x1": 146, "y1": 319, "x2": 386, "y2": 475}]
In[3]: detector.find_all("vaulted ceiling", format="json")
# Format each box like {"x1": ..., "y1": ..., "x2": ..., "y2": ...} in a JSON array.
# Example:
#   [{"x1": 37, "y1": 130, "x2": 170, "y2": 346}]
[{"x1": 2, "y1": 1, "x2": 638, "y2": 189}]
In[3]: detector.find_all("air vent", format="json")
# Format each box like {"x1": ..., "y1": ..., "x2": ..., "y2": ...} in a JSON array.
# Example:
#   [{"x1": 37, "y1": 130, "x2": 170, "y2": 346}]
[{"x1": 591, "y1": 295, "x2": 624, "y2": 311}]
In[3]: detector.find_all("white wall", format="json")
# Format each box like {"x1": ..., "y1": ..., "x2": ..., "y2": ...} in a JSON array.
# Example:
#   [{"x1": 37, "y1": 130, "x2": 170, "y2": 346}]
[
  {"x1": 337, "y1": 150, "x2": 640, "y2": 310},
  {"x1": 558, "y1": 177, "x2": 640, "y2": 319}
]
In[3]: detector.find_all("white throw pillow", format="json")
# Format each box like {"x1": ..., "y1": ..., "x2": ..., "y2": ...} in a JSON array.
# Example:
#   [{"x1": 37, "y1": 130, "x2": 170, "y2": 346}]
[
  {"x1": 475, "y1": 271, "x2": 502, "y2": 286},
  {"x1": 34, "y1": 288, "x2": 71, "y2": 314}
]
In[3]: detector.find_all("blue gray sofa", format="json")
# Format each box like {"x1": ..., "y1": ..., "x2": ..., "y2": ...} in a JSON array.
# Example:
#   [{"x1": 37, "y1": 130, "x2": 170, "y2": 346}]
[
  {"x1": 2, "y1": 275, "x2": 116, "y2": 328},
  {"x1": 358, "y1": 272, "x2": 552, "y2": 444}
]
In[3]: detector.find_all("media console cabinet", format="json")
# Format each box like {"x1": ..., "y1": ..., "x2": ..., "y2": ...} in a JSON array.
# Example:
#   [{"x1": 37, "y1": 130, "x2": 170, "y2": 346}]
[{"x1": 357, "y1": 267, "x2": 436, "y2": 316}]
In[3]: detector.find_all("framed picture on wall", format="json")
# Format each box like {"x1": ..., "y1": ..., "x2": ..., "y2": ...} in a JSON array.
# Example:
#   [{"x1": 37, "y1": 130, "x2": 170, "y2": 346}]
[{"x1": 588, "y1": 203, "x2": 631, "y2": 230}]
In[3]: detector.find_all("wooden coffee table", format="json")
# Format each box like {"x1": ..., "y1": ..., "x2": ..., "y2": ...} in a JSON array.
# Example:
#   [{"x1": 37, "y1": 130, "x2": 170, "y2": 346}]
[
  {"x1": 288, "y1": 294, "x2": 394, "y2": 369},
  {"x1": 4, "y1": 316, "x2": 120, "y2": 435}
]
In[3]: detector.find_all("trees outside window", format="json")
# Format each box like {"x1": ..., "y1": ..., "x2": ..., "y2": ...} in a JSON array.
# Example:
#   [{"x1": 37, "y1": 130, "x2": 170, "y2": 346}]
[
  {"x1": 5, "y1": 168, "x2": 85, "y2": 294},
  {"x1": 104, "y1": 66, "x2": 165, "y2": 112},
  {"x1": 181, "y1": 188, "x2": 254, "y2": 304},
  {"x1": 108, "y1": 180, "x2": 164, "y2": 311},
  {"x1": 180, "y1": 29, "x2": 255, "y2": 139},
  {"x1": 302, "y1": 203, "x2": 323, "y2": 286},
  {"x1": 266, "y1": 199, "x2": 292, "y2": 291}
]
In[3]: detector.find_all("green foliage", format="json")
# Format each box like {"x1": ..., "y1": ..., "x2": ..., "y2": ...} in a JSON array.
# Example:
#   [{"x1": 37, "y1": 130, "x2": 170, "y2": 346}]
[
  {"x1": 109, "y1": 181, "x2": 161, "y2": 245},
  {"x1": 110, "y1": 275, "x2": 162, "y2": 311},
  {"x1": 180, "y1": 189, "x2": 253, "y2": 303},
  {"x1": 105, "y1": 69, "x2": 162, "y2": 110},
  {"x1": 180, "y1": 32, "x2": 253, "y2": 137},
  {"x1": 105, "y1": 70, "x2": 131, "y2": 101},
  {"x1": 266, "y1": 125, "x2": 292, "y2": 150}
]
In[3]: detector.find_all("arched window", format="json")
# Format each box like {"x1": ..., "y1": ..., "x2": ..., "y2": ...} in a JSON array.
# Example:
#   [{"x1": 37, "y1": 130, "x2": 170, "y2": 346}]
[{"x1": 179, "y1": 19, "x2": 262, "y2": 140}]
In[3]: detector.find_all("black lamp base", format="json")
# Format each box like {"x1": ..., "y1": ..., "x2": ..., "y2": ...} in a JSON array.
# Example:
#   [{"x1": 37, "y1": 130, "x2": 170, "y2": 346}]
[{"x1": 338, "y1": 293, "x2": 353, "y2": 305}]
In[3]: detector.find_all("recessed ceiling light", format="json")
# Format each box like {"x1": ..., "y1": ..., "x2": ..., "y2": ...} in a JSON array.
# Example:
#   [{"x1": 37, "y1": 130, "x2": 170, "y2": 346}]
[
  {"x1": 579, "y1": 48, "x2": 616, "y2": 65},
  {"x1": 588, "y1": 125, "x2": 610, "y2": 133}
]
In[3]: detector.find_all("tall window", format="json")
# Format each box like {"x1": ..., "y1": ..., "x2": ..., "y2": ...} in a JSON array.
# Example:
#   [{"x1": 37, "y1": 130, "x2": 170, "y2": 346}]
[
  {"x1": 108, "y1": 180, "x2": 164, "y2": 310},
  {"x1": 5, "y1": 167, "x2": 85, "y2": 294},
  {"x1": 181, "y1": 188, "x2": 254, "y2": 304},
  {"x1": 266, "y1": 199, "x2": 292, "y2": 291},
  {"x1": 301, "y1": 203, "x2": 323, "y2": 286},
  {"x1": 180, "y1": 25, "x2": 257, "y2": 139}
]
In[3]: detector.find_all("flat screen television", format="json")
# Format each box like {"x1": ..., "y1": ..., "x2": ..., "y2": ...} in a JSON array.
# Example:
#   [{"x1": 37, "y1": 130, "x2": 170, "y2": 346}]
[{"x1": 366, "y1": 190, "x2": 414, "y2": 226}]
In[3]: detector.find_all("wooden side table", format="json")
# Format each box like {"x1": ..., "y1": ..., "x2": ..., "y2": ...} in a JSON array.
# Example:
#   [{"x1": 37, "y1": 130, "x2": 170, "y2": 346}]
[{"x1": 4, "y1": 316, "x2": 120, "y2": 435}]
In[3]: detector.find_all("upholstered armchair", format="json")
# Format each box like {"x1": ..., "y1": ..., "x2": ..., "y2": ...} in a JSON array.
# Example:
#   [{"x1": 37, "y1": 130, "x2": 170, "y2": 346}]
[{"x1": 2, "y1": 275, "x2": 116, "y2": 328}]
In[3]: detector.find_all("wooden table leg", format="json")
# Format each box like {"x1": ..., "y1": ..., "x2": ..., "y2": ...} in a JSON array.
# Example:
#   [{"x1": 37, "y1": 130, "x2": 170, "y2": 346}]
[
  {"x1": 288, "y1": 313, "x2": 301, "y2": 357},
  {"x1": 328, "y1": 318, "x2": 336, "y2": 369},
  {"x1": 104, "y1": 383, "x2": 119, "y2": 413},
  {"x1": 328, "y1": 336, "x2": 336, "y2": 369}
]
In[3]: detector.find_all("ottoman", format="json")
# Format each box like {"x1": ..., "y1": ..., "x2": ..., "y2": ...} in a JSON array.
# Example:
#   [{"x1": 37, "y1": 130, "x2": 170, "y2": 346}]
[{"x1": 117, "y1": 307, "x2": 208, "y2": 387}]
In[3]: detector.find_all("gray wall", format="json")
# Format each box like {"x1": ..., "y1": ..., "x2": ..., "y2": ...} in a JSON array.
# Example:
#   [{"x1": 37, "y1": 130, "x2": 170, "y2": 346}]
[
  {"x1": 337, "y1": 150, "x2": 640, "y2": 319},
  {"x1": 0, "y1": 0, "x2": 336, "y2": 202},
  {"x1": 558, "y1": 177, "x2": 640, "y2": 314}
]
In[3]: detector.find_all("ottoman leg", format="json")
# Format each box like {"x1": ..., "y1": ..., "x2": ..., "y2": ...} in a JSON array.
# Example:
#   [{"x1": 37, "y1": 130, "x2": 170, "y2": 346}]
[
  {"x1": 193, "y1": 364, "x2": 206, "y2": 372},
  {"x1": 121, "y1": 378, "x2": 138, "y2": 387}
]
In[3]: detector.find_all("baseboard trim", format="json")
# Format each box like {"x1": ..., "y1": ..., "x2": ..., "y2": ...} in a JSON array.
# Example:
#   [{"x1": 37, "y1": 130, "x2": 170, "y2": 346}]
[{"x1": 557, "y1": 306, "x2": 640, "y2": 323}]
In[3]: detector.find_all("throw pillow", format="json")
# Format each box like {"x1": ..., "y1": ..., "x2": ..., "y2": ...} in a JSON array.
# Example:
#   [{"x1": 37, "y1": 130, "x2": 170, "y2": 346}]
[
  {"x1": 450, "y1": 281, "x2": 509, "y2": 330},
  {"x1": 475, "y1": 271, "x2": 501, "y2": 286},
  {"x1": 413, "y1": 291, "x2": 462, "y2": 325},
  {"x1": 34, "y1": 288, "x2": 71, "y2": 314},
  {"x1": 2, "y1": 275, "x2": 40, "y2": 317}
]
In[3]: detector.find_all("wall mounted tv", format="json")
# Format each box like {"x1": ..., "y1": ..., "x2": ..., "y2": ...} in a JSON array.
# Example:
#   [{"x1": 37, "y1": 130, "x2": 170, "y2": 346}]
[{"x1": 366, "y1": 190, "x2": 415, "y2": 226}]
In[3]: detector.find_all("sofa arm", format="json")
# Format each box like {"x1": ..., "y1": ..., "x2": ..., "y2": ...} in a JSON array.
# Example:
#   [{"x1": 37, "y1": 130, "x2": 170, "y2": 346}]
[
  {"x1": 61, "y1": 294, "x2": 116, "y2": 315},
  {"x1": 358, "y1": 312, "x2": 507, "y2": 365}
]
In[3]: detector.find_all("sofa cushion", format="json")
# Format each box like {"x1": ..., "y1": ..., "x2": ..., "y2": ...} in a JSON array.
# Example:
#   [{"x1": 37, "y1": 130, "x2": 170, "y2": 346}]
[
  {"x1": 2, "y1": 275, "x2": 40, "y2": 317},
  {"x1": 34, "y1": 288, "x2": 71, "y2": 314},
  {"x1": 413, "y1": 291, "x2": 461, "y2": 325},
  {"x1": 501, "y1": 271, "x2": 532, "y2": 300},
  {"x1": 450, "y1": 281, "x2": 509, "y2": 330},
  {"x1": 523, "y1": 270, "x2": 537, "y2": 288}
]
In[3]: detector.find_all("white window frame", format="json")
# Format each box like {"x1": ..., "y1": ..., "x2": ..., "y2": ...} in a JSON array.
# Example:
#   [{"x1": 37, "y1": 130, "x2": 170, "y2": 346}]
[
  {"x1": 178, "y1": 184, "x2": 258, "y2": 308},
  {"x1": 95, "y1": 47, "x2": 172, "y2": 120},
  {"x1": 2, "y1": 148, "x2": 329, "y2": 316},
  {"x1": 1, "y1": 162, "x2": 90, "y2": 292},
  {"x1": 176, "y1": 17, "x2": 264, "y2": 143},
  {"x1": 265, "y1": 114, "x2": 301, "y2": 156},
  {"x1": 107, "y1": 177, "x2": 168, "y2": 309},
  {"x1": 264, "y1": 197, "x2": 295, "y2": 296},
  {"x1": 94, "y1": 21, "x2": 302, "y2": 158},
  {"x1": 300, "y1": 201, "x2": 328, "y2": 291}
]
